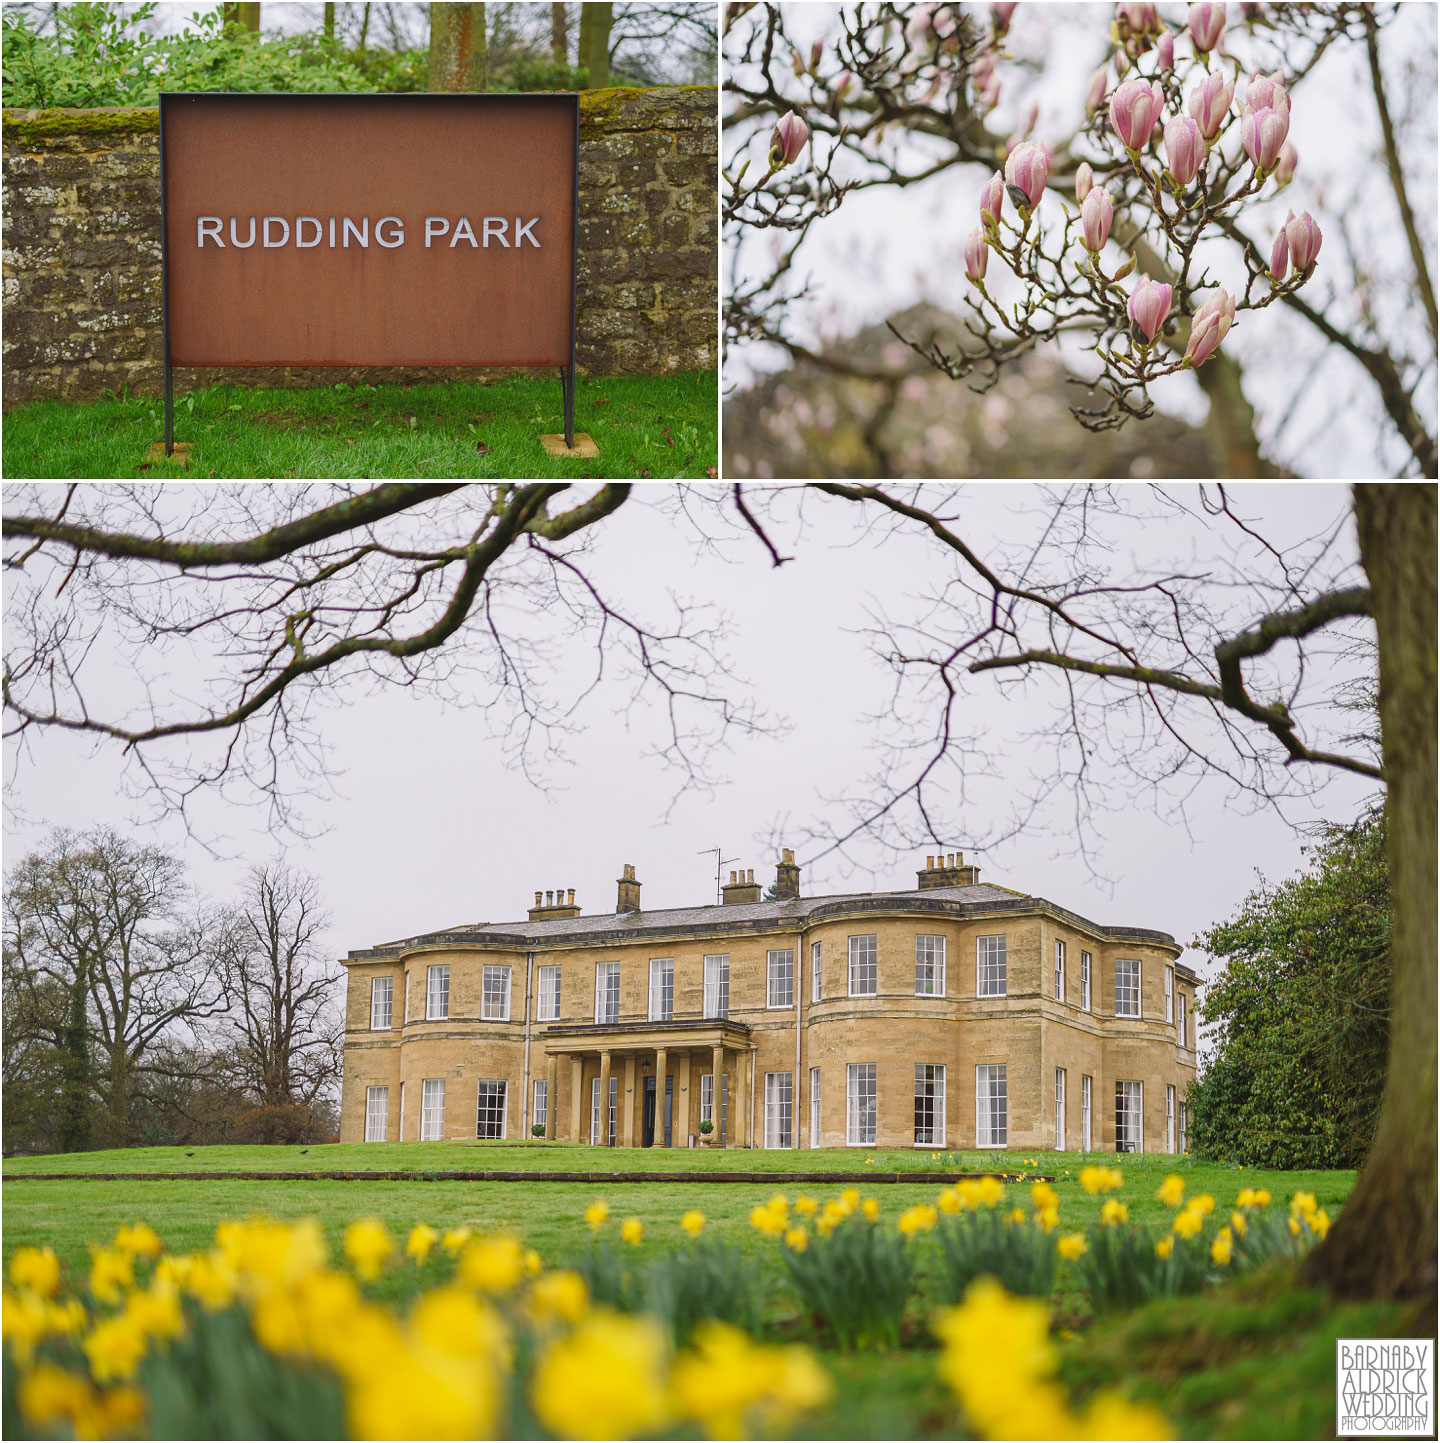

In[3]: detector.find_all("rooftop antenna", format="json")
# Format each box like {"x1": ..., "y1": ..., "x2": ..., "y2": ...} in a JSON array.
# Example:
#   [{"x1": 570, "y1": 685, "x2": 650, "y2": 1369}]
[{"x1": 697, "y1": 846, "x2": 739, "y2": 906}]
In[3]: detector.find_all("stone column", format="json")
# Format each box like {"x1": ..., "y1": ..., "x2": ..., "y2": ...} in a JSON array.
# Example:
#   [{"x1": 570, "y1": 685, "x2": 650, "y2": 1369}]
[
  {"x1": 735, "y1": 1048, "x2": 749, "y2": 1148},
  {"x1": 622, "y1": 1055, "x2": 636, "y2": 1148},
  {"x1": 675, "y1": 1051, "x2": 691, "y2": 1146},
  {"x1": 570, "y1": 1055, "x2": 584, "y2": 1143},
  {"x1": 599, "y1": 1051, "x2": 613, "y2": 1147},
  {"x1": 655, "y1": 1047, "x2": 669, "y2": 1146},
  {"x1": 545, "y1": 1053, "x2": 559, "y2": 1140},
  {"x1": 711, "y1": 1043, "x2": 725, "y2": 1147}
]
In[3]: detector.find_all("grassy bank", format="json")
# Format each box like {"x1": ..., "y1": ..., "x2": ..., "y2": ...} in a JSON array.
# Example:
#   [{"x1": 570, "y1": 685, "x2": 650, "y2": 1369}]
[{"x1": 1, "y1": 372, "x2": 717, "y2": 479}]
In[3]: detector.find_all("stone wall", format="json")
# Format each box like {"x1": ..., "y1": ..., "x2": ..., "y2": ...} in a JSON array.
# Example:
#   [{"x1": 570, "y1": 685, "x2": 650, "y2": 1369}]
[{"x1": 1, "y1": 87, "x2": 716, "y2": 407}]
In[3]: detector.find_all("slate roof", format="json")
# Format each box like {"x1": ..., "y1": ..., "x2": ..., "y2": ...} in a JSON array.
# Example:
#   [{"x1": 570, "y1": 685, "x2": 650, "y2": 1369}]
[{"x1": 350, "y1": 881, "x2": 1188, "y2": 972}]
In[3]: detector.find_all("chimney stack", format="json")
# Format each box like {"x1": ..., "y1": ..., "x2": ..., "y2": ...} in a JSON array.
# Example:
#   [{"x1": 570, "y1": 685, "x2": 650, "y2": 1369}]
[
  {"x1": 773, "y1": 847, "x2": 800, "y2": 901},
  {"x1": 917, "y1": 850, "x2": 981, "y2": 890},
  {"x1": 616, "y1": 863, "x2": 641, "y2": 915},
  {"x1": 722, "y1": 865, "x2": 762, "y2": 905},
  {"x1": 529, "y1": 886, "x2": 582, "y2": 921}
]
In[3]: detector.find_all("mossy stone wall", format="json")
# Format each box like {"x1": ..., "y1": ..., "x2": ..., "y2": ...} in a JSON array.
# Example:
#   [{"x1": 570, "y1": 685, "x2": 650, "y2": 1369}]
[{"x1": 1, "y1": 88, "x2": 716, "y2": 406}]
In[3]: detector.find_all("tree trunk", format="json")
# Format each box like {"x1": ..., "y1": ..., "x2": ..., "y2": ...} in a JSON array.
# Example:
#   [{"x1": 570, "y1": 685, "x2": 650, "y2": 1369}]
[
  {"x1": 551, "y1": 1, "x2": 567, "y2": 64},
  {"x1": 427, "y1": 2, "x2": 488, "y2": 91},
  {"x1": 358, "y1": 1, "x2": 371, "y2": 51},
  {"x1": 58, "y1": 974, "x2": 90, "y2": 1153},
  {"x1": 586, "y1": 1, "x2": 613, "y2": 88},
  {"x1": 222, "y1": 2, "x2": 261, "y2": 35},
  {"x1": 323, "y1": 1, "x2": 334, "y2": 42},
  {"x1": 1194, "y1": 353, "x2": 1282, "y2": 478},
  {"x1": 1301, "y1": 483, "x2": 1437, "y2": 1300},
  {"x1": 105, "y1": 1055, "x2": 130, "y2": 1149}
]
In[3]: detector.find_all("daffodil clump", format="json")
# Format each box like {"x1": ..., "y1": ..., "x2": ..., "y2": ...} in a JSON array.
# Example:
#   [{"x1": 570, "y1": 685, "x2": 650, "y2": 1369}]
[
  {"x1": 755, "y1": 1188, "x2": 913, "y2": 1350},
  {"x1": 3, "y1": 1215, "x2": 832, "y2": 1442},
  {"x1": 934, "y1": 1277, "x2": 1171, "y2": 1440},
  {"x1": 932, "y1": 1178, "x2": 1060, "y2": 1301}
]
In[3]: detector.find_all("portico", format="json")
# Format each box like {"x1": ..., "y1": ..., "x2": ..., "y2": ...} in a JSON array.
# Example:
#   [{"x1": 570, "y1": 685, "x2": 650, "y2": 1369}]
[{"x1": 540, "y1": 1018, "x2": 753, "y2": 1148}]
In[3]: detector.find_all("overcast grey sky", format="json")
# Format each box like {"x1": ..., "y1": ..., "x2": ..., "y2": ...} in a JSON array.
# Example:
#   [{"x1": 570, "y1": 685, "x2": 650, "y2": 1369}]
[{"x1": 3, "y1": 483, "x2": 1377, "y2": 1026}]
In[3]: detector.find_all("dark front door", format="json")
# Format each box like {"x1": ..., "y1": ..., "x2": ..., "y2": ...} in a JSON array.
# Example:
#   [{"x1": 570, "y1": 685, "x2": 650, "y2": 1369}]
[{"x1": 641, "y1": 1076, "x2": 673, "y2": 1146}]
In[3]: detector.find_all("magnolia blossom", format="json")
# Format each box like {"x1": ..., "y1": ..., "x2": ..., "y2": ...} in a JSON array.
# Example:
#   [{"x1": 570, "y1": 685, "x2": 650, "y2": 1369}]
[
  {"x1": 770, "y1": 112, "x2": 810, "y2": 168},
  {"x1": 1128, "y1": 276, "x2": 1173, "y2": 342},
  {"x1": 1075, "y1": 161, "x2": 1095, "y2": 203},
  {"x1": 907, "y1": 3, "x2": 956, "y2": 43},
  {"x1": 964, "y1": 228, "x2": 990, "y2": 283},
  {"x1": 1285, "y1": 209, "x2": 1323, "y2": 271},
  {"x1": 791, "y1": 49, "x2": 805, "y2": 78},
  {"x1": 1275, "y1": 141, "x2": 1298, "y2": 186},
  {"x1": 1164, "y1": 116, "x2": 1205, "y2": 186},
  {"x1": 834, "y1": 69, "x2": 855, "y2": 99},
  {"x1": 1020, "y1": 100, "x2": 1039, "y2": 136},
  {"x1": 1187, "y1": 1, "x2": 1226, "y2": 53},
  {"x1": 991, "y1": 2, "x2": 1019, "y2": 30},
  {"x1": 1081, "y1": 186, "x2": 1114, "y2": 252},
  {"x1": 1004, "y1": 140, "x2": 1049, "y2": 209},
  {"x1": 1110, "y1": 78, "x2": 1164, "y2": 149},
  {"x1": 1241, "y1": 105, "x2": 1289, "y2": 171},
  {"x1": 1085, "y1": 64, "x2": 1110, "y2": 112},
  {"x1": 980, "y1": 171, "x2": 1006, "y2": 225},
  {"x1": 1270, "y1": 226, "x2": 1289, "y2": 281},
  {"x1": 1156, "y1": 29, "x2": 1174, "y2": 69},
  {"x1": 810, "y1": 38, "x2": 824, "y2": 70},
  {"x1": 1116, "y1": 2, "x2": 1158, "y2": 34},
  {"x1": 1184, "y1": 287, "x2": 1235, "y2": 367},
  {"x1": 1186, "y1": 71, "x2": 1234, "y2": 140},
  {"x1": 1244, "y1": 70, "x2": 1290, "y2": 116}
]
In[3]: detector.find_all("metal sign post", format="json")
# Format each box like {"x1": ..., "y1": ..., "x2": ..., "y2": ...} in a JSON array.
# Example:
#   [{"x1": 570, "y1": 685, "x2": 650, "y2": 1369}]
[{"x1": 159, "y1": 92, "x2": 580, "y2": 455}]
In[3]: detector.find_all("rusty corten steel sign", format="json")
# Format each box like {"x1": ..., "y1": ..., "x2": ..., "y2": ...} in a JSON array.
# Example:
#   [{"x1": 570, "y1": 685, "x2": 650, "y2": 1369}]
[{"x1": 158, "y1": 91, "x2": 580, "y2": 447}]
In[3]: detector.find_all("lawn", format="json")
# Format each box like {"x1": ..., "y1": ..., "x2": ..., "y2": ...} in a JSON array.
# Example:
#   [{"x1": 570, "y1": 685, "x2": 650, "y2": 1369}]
[
  {"x1": 2, "y1": 1144, "x2": 1399, "y2": 1441},
  {"x1": 0, "y1": 372, "x2": 717, "y2": 479}
]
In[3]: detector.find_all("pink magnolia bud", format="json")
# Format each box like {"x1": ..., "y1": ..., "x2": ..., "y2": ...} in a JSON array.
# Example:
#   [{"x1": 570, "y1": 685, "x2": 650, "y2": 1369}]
[
  {"x1": 1164, "y1": 115, "x2": 1205, "y2": 186},
  {"x1": 980, "y1": 170, "x2": 1006, "y2": 225},
  {"x1": 1184, "y1": 286, "x2": 1235, "y2": 366},
  {"x1": 1075, "y1": 161, "x2": 1095, "y2": 203},
  {"x1": 1004, "y1": 140, "x2": 1050, "y2": 209},
  {"x1": 1186, "y1": 72, "x2": 1233, "y2": 141},
  {"x1": 1187, "y1": 1, "x2": 1226, "y2": 53},
  {"x1": 791, "y1": 49, "x2": 805, "y2": 78},
  {"x1": 1081, "y1": 185, "x2": 1114, "y2": 252},
  {"x1": 1156, "y1": 29, "x2": 1174, "y2": 69},
  {"x1": 991, "y1": 2, "x2": 1019, "y2": 30},
  {"x1": 1128, "y1": 276, "x2": 1173, "y2": 342},
  {"x1": 1274, "y1": 140, "x2": 1298, "y2": 186},
  {"x1": 770, "y1": 111, "x2": 810, "y2": 168},
  {"x1": 1085, "y1": 64, "x2": 1110, "y2": 112},
  {"x1": 811, "y1": 38, "x2": 825, "y2": 71},
  {"x1": 978, "y1": 71, "x2": 1002, "y2": 109},
  {"x1": 1110, "y1": 77, "x2": 1164, "y2": 150},
  {"x1": 1269, "y1": 225, "x2": 1289, "y2": 281},
  {"x1": 1284, "y1": 209, "x2": 1323, "y2": 272},
  {"x1": 1241, "y1": 105, "x2": 1289, "y2": 171},
  {"x1": 1116, "y1": 3, "x2": 1158, "y2": 35},
  {"x1": 1244, "y1": 70, "x2": 1290, "y2": 117},
  {"x1": 964, "y1": 228, "x2": 990, "y2": 283},
  {"x1": 1020, "y1": 100, "x2": 1039, "y2": 135}
]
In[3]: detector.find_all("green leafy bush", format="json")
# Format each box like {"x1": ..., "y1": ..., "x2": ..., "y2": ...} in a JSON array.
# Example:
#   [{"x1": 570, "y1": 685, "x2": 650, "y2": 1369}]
[
  {"x1": 781, "y1": 1215, "x2": 913, "y2": 1351},
  {"x1": 640, "y1": 1239, "x2": 765, "y2": 1344},
  {"x1": 1075, "y1": 1224, "x2": 1216, "y2": 1313},
  {"x1": 2, "y1": 3, "x2": 385, "y2": 109}
]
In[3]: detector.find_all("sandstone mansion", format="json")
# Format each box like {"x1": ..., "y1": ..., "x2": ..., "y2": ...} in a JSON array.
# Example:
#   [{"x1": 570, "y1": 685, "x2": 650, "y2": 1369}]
[{"x1": 341, "y1": 852, "x2": 1196, "y2": 1153}]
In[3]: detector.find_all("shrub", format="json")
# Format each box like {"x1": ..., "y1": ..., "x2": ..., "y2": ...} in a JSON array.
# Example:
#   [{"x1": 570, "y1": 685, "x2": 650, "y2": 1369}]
[
  {"x1": 640, "y1": 1239, "x2": 765, "y2": 1344},
  {"x1": 933, "y1": 1210, "x2": 1058, "y2": 1301}
]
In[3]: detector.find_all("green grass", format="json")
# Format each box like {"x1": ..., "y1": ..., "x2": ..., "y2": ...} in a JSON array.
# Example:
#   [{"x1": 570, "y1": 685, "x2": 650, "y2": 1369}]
[{"x1": 0, "y1": 372, "x2": 717, "y2": 479}]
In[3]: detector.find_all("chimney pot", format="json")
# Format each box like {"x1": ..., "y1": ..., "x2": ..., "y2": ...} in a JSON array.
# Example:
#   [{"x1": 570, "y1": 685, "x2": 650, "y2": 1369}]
[
  {"x1": 729, "y1": 870, "x2": 737, "y2": 884},
  {"x1": 534, "y1": 891, "x2": 542, "y2": 906},
  {"x1": 545, "y1": 891, "x2": 554, "y2": 906},
  {"x1": 567, "y1": 889, "x2": 575, "y2": 906}
]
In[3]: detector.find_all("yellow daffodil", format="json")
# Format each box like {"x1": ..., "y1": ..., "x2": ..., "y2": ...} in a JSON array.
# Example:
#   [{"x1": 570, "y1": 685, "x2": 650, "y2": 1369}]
[
  {"x1": 1289, "y1": 1191, "x2": 1317, "y2": 1218},
  {"x1": 1099, "y1": 1199, "x2": 1129, "y2": 1227},
  {"x1": 87, "y1": 1248, "x2": 134, "y2": 1306},
  {"x1": 839, "y1": 1188, "x2": 860, "y2": 1213},
  {"x1": 1056, "y1": 1233, "x2": 1088, "y2": 1261},
  {"x1": 458, "y1": 1235, "x2": 525, "y2": 1294},
  {"x1": 620, "y1": 1218, "x2": 644, "y2": 1248},
  {"x1": 344, "y1": 1219, "x2": 395, "y2": 1282},
  {"x1": 1035, "y1": 1205, "x2": 1060, "y2": 1233},
  {"x1": 1229, "y1": 1210, "x2": 1247, "y2": 1237},
  {"x1": 409, "y1": 1287, "x2": 509, "y2": 1365},
  {"x1": 1155, "y1": 1175, "x2": 1186, "y2": 1209},
  {"x1": 82, "y1": 1314, "x2": 148, "y2": 1382},
  {"x1": 861, "y1": 1197, "x2": 881, "y2": 1222},
  {"x1": 1172, "y1": 1209, "x2": 1203, "y2": 1240},
  {"x1": 1236, "y1": 1187, "x2": 1258, "y2": 1208},
  {"x1": 1030, "y1": 1182, "x2": 1060, "y2": 1212},
  {"x1": 217, "y1": 1218, "x2": 327, "y2": 1288},
  {"x1": 441, "y1": 1226, "x2": 472, "y2": 1255},
  {"x1": 183, "y1": 1252, "x2": 238, "y2": 1312},
  {"x1": 1188, "y1": 1194, "x2": 1215, "y2": 1217},
  {"x1": 1310, "y1": 1208, "x2": 1330, "y2": 1240},
  {"x1": 898, "y1": 1204, "x2": 938, "y2": 1237},
  {"x1": 784, "y1": 1227, "x2": 809, "y2": 1253},
  {"x1": 1154, "y1": 1235, "x2": 1174, "y2": 1260},
  {"x1": 406, "y1": 1225, "x2": 439, "y2": 1264},
  {"x1": 1253, "y1": 1189, "x2": 1272, "y2": 1209},
  {"x1": 1004, "y1": 1207, "x2": 1026, "y2": 1228},
  {"x1": 524, "y1": 1248, "x2": 543, "y2": 1278},
  {"x1": 1210, "y1": 1230, "x2": 1232, "y2": 1266},
  {"x1": 794, "y1": 1196, "x2": 818, "y2": 1218},
  {"x1": 974, "y1": 1176, "x2": 1005, "y2": 1209},
  {"x1": 681, "y1": 1210, "x2": 706, "y2": 1236},
  {"x1": 113, "y1": 1223, "x2": 163, "y2": 1260},
  {"x1": 1079, "y1": 1166, "x2": 1123, "y2": 1195},
  {"x1": 527, "y1": 1269, "x2": 589, "y2": 1326},
  {"x1": 122, "y1": 1281, "x2": 183, "y2": 1343},
  {"x1": 530, "y1": 1310, "x2": 671, "y2": 1441},
  {"x1": 938, "y1": 1186, "x2": 962, "y2": 1215},
  {"x1": 583, "y1": 1199, "x2": 610, "y2": 1232},
  {"x1": 1081, "y1": 1390, "x2": 1175, "y2": 1439},
  {"x1": 9, "y1": 1247, "x2": 61, "y2": 1297},
  {"x1": 347, "y1": 1334, "x2": 499, "y2": 1441}
]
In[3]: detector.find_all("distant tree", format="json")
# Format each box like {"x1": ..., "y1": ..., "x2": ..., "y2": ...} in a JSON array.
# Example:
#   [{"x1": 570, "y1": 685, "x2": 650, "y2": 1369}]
[
  {"x1": 2, "y1": 828, "x2": 232, "y2": 1149},
  {"x1": 551, "y1": 1, "x2": 566, "y2": 63},
  {"x1": 223, "y1": 864, "x2": 341, "y2": 1131},
  {"x1": 585, "y1": 0, "x2": 614, "y2": 87},
  {"x1": 221, "y1": 2, "x2": 260, "y2": 36},
  {"x1": 1187, "y1": 815, "x2": 1389, "y2": 1169},
  {"x1": 428, "y1": 1, "x2": 487, "y2": 91}
]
